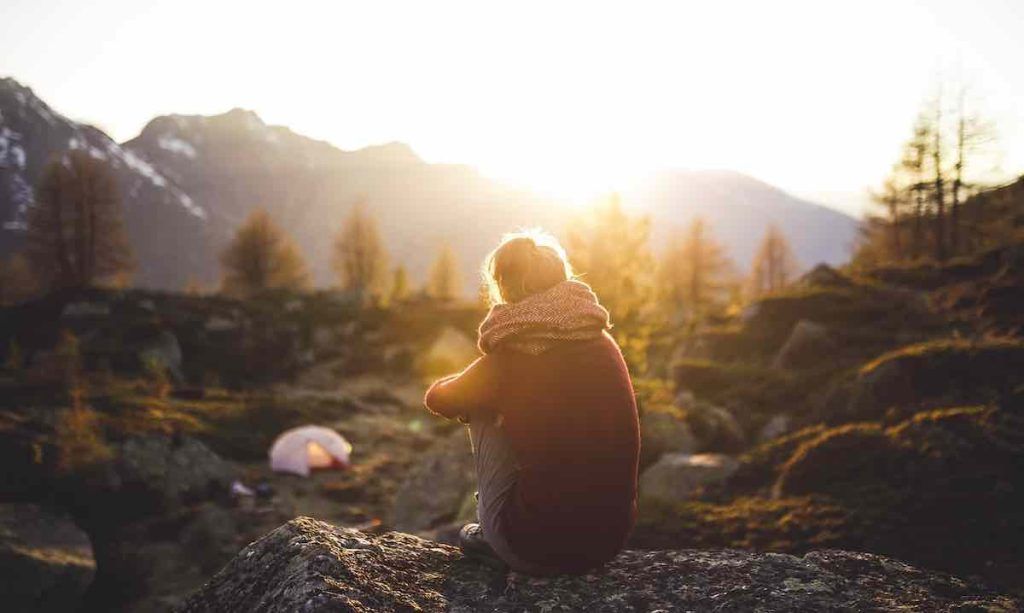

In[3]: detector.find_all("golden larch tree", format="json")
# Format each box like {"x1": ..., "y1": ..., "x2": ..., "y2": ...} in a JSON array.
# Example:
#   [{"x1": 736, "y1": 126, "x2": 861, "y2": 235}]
[
  {"x1": 25, "y1": 150, "x2": 133, "y2": 289},
  {"x1": 332, "y1": 200, "x2": 389, "y2": 300},
  {"x1": 220, "y1": 209, "x2": 310, "y2": 297},
  {"x1": 565, "y1": 193, "x2": 654, "y2": 326},
  {"x1": 426, "y1": 243, "x2": 461, "y2": 301},
  {"x1": 749, "y1": 225, "x2": 799, "y2": 297},
  {"x1": 389, "y1": 265, "x2": 410, "y2": 304},
  {"x1": 659, "y1": 217, "x2": 735, "y2": 324}
]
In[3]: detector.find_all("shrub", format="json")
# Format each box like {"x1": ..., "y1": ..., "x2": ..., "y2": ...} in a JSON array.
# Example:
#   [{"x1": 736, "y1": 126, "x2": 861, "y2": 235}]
[{"x1": 54, "y1": 396, "x2": 112, "y2": 477}]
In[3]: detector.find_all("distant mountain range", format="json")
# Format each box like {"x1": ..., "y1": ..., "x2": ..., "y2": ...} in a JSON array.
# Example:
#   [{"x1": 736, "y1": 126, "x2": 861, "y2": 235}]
[{"x1": 0, "y1": 76, "x2": 858, "y2": 292}]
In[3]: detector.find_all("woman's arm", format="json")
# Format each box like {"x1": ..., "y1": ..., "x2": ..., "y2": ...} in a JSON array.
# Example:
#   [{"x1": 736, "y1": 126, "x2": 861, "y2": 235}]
[{"x1": 423, "y1": 355, "x2": 496, "y2": 421}]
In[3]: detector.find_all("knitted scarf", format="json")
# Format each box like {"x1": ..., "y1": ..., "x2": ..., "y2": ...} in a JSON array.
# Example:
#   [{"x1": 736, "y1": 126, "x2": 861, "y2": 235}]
[{"x1": 478, "y1": 280, "x2": 611, "y2": 355}]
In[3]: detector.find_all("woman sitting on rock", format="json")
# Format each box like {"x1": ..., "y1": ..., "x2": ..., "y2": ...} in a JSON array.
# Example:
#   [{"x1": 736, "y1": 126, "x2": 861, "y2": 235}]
[{"x1": 424, "y1": 230, "x2": 640, "y2": 575}]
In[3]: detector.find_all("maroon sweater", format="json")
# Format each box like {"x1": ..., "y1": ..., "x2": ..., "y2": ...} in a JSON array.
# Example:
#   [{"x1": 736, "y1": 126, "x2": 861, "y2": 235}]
[{"x1": 424, "y1": 333, "x2": 639, "y2": 573}]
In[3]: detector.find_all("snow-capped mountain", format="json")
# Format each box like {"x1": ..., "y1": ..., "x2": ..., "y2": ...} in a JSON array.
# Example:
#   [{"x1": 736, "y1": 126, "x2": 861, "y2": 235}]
[
  {"x1": 1, "y1": 76, "x2": 859, "y2": 293},
  {"x1": 0, "y1": 77, "x2": 216, "y2": 287},
  {"x1": 123, "y1": 108, "x2": 562, "y2": 287}
]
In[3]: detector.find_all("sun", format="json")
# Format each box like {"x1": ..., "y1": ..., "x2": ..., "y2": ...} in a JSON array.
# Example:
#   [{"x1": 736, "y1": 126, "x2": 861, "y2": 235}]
[{"x1": 476, "y1": 155, "x2": 648, "y2": 209}]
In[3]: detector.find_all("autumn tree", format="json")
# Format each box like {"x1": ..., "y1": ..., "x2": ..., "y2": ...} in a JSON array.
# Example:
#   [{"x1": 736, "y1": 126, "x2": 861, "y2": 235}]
[
  {"x1": 390, "y1": 265, "x2": 410, "y2": 304},
  {"x1": 659, "y1": 217, "x2": 735, "y2": 324},
  {"x1": 426, "y1": 243, "x2": 461, "y2": 301},
  {"x1": 220, "y1": 209, "x2": 310, "y2": 297},
  {"x1": 25, "y1": 150, "x2": 133, "y2": 289},
  {"x1": 950, "y1": 88, "x2": 996, "y2": 253},
  {"x1": 856, "y1": 175, "x2": 909, "y2": 267},
  {"x1": 0, "y1": 253, "x2": 38, "y2": 305},
  {"x1": 566, "y1": 193, "x2": 654, "y2": 326},
  {"x1": 749, "y1": 225, "x2": 799, "y2": 297},
  {"x1": 856, "y1": 84, "x2": 997, "y2": 264},
  {"x1": 332, "y1": 201, "x2": 389, "y2": 301},
  {"x1": 566, "y1": 193, "x2": 655, "y2": 371}
]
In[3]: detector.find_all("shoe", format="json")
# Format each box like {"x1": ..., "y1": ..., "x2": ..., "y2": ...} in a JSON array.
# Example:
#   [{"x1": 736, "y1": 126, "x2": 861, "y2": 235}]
[{"x1": 458, "y1": 523, "x2": 508, "y2": 571}]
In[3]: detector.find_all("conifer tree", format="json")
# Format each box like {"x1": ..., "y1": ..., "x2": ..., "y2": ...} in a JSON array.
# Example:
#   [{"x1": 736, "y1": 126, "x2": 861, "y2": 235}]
[
  {"x1": 565, "y1": 193, "x2": 654, "y2": 326},
  {"x1": 390, "y1": 265, "x2": 410, "y2": 304},
  {"x1": 0, "y1": 253, "x2": 38, "y2": 305},
  {"x1": 659, "y1": 217, "x2": 735, "y2": 324},
  {"x1": 220, "y1": 209, "x2": 310, "y2": 297},
  {"x1": 426, "y1": 243, "x2": 461, "y2": 301},
  {"x1": 25, "y1": 150, "x2": 133, "y2": 289},
  {"x1": 332, "y1": 200, "x2": 389, "y2": 300},
  {"x1": 749, "y1": 225, "x2": 799, "y2": 297},
  {"x1": 565, "y1": 193, "x2": 655, "y2": 372}
]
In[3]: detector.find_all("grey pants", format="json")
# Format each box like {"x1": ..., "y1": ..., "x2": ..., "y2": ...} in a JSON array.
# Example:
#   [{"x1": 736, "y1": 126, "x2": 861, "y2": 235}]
[{"x1": 468, "y1": 416, "x2": 556, "y2": 575}]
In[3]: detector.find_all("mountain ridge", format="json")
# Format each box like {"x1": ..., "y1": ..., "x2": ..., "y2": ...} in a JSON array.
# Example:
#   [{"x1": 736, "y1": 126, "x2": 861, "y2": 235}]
[{"x1": 1, "y1": 76, "x2": 858, "y2": 291}]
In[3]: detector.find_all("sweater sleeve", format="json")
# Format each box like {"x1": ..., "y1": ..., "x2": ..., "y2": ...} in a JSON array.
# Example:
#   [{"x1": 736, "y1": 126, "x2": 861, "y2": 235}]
[{"x1": 423, "y1": 355, "x2": 497, "y2": 420}]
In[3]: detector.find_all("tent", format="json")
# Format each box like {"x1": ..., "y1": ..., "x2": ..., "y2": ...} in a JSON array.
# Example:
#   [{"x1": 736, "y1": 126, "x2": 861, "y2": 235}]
[{"x1": 269, "y1": 425, "x2": 352, "y2": 477}]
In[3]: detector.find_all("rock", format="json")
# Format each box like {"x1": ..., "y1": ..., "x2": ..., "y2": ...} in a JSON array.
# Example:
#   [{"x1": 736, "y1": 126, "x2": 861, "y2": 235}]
[
  {"x1": 388, "y1": 429, "x2": 475, "y2": 532},
  {"x1": 204, "y1": 316, "x2": 239, "y2": 333},
  {"x1": 86, "y1": 503, "x2": 243, "y2": 612},
  {"x1": 137, "y1": 298, "x2": 157, "y2": 312},
  {"x1": 846, "y1": 338, "x2": 1024, "y2": 424},
  {"x1": 639, "y1": 453, "x2": 740, "y2": 503},
  {"x1": 138, "y1": 330, "x2": 184, "y2": 382},
  {"x1": 758, "y1": 414, "x2": 791, "y2": 443},
  {"x1": 740, "y1": 302, "x2": 760, "y2": 324},
  {"x1": 772, "y1": 320, "x2": 835, "y2": 370},
  {"x1": 109, "y1": 435, "x2": 233, "y2": 515},
  {"x1": 772, "y1": 401, "x2": 1024, "y2": 580},
  {"x1": 0, "y1": 503, "x2": 96, "y2": 612},
  {"x1": 639, "y1": 410, "x2": 697, "y2": 466},
  {"x1": 312, "y1": 326, "x2": 334, "y2": 349},
  {"x1": 177, "y1": 517, "x2": 1019, "y2": 612},
  {"x1": 673, "y1": 389, "x2": 696, "y2": 407},
  {"x1": 799, "y1": 264, "x2": 854, "y2": 288},
  {"x1": 180, "y1": 504, "x2": 241, "y2": 574},
  {"x1": 677, "y1": 397, "x2": 746, "y2": 453},
  {"x1": 60, "y1": 301, "x2": 111, "y2": 318}
]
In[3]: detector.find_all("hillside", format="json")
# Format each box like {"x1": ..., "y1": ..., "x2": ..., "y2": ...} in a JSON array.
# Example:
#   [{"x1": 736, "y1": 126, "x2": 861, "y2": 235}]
[
  {"x1": 2, "y1": 242, "x2": 1023, "y2": 610},
  {"x1": 1, "y1": 77, "x2": 858, "y2": 292}
]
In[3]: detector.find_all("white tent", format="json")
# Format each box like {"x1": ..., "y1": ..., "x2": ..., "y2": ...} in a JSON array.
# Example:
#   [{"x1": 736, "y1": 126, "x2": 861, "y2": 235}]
[{"x1": 269, "y1": 425, "x2": 352, "y2": 477}]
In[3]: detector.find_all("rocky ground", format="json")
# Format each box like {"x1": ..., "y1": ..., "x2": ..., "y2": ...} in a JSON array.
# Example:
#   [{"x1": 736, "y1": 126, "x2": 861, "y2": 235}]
[
  {"x1": 3, "y1": 242, "x2": 1024, "y2": 611},
  {"x1": 179, "y1": 517, "x2": 1020, "y2": 612}
]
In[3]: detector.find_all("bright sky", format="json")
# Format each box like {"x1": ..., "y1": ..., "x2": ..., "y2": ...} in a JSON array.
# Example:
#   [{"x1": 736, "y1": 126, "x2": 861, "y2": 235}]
[{"x1": 3, "y1": 0, "x2": 1024, "y2": 215}]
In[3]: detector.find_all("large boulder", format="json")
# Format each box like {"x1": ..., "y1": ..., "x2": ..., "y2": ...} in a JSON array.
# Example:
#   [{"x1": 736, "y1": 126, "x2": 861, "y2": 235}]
[
  {"x1": 757, "y1": 413, "x2": 791, "y2": 443},
  {"x1": 0, "y1": 503, "x2": 95, "y2": 612},
  {"x1": 846, "y1": 338, "x2": 1024, "y2": 423},
  {"x1": 638, "y1": 409, "x2": 697, "y2": 467},
  {"x1": 138, "y1": 330, "x2": 184, "y2": 383},
  {"x1": 177, "y1": 517, "x2": 1019, "y2": 612},
  {"x1": 676, "y1": 395, "x2": 746, "y2": 453},
  {"x1": 639, "y1": 452, "x2": 739, "y2": 504},
  {"x1": 773, "y1": 401, "x2": 1024, "y2": 582},
  {"x1": 388, "y1": 428, "x2": 475, "y2": 532},
  {"x1": 799, "y1": 264, "x2": 854, "y2": 288},
  {"x1": 105, "y1": 435, "x2": 233, "y2": 517},
  {"x1": 86, "y1": 502, "x2": 244, "y2": 612},
  {"x1": 772, "y1": 320, "x2": 835, "y2": 370}
]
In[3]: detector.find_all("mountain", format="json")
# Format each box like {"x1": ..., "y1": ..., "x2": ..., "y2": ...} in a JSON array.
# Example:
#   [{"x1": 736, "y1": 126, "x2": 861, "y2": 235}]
[
  {"x1": 122, "y1": 108, "x2": 561, "y2": 288},
  {"x1": 628, "y1": 169, "x2": 858, "y2": 269},
  {"x1": 1, "y1": 77, "x2": 859, "y2": 292},
  {"x1": 0, "y1": 77, "x2": 216, "y2": 287}
]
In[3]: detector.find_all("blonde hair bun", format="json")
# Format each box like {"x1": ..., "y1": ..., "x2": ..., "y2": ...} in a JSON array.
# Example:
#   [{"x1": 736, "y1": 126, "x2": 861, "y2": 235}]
[{"x1": 483, "y1": 229, "x2": 573, "y2": 305}]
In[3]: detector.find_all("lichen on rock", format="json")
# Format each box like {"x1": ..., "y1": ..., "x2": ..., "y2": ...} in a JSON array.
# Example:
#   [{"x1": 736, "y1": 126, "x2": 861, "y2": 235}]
[{"x1": 178, "y1": 517, "x2": 1019, "y2": 612}]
